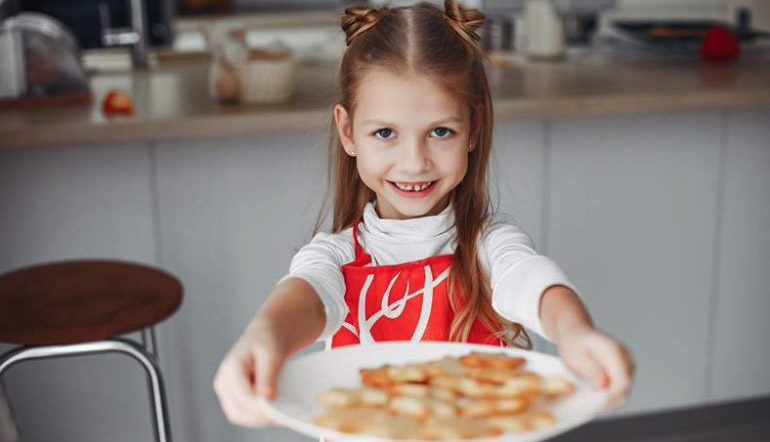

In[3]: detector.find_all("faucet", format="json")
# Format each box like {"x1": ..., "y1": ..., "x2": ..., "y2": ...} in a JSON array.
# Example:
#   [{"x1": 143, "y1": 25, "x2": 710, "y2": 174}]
[{"x1": 99, "y1": 0, "x2": 148, "y2": 67}]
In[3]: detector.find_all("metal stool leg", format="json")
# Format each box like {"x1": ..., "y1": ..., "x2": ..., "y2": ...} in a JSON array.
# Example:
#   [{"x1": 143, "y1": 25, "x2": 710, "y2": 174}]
[{"x1": 0, "y1": 338, "x2": 172, "y2": 442}]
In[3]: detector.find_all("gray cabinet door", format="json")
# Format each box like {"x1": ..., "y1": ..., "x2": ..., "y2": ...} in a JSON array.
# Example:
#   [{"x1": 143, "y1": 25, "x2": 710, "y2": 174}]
[
  {"x1": 547, "y1": 112, "x2": 723, "y2": 417},
  {"x1": 154, "y1": 132, "x2": 328, "y2": 442},
  {"x1": 711, "y1": 108, "x2": 770, "y2": 403}
]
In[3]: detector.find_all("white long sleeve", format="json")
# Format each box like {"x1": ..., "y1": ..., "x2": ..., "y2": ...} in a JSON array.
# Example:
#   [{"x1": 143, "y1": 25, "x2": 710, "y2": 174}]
[
  {"x1": 276, "y1": 230, "x2": 354, "y2": 342},
  {"x1": 480, "y1": 220, "x2": 579, "y2": 343}
]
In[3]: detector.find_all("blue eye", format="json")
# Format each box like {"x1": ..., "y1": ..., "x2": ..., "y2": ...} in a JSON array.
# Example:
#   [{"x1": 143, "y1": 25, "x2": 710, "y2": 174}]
[
  {"x1": 373, "y1": 128, "x2": 394, "y2": 139},
  {"x1": 431, "y1": 127, "x2": 455, "y2": 138}
]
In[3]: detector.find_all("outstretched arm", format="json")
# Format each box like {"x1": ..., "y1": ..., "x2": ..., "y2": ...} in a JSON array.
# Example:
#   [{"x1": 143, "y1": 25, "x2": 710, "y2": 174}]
[
  {"x1": 213, "y1": 277, "x2": 326, "y2": 427},
  {"x1": 539, "y1": 285, "x2": 636, "y2": 412}
]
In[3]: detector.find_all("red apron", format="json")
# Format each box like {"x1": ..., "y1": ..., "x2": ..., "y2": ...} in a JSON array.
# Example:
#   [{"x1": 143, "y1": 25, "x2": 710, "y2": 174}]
[{"x1": 330, "y1": 219, "x2": 505, "y2": 348}]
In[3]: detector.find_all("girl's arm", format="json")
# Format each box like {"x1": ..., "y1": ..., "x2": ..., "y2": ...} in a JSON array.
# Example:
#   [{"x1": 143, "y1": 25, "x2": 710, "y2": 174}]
[
  {"x1": 213, "y1": 277, "x2": 326, "y2": 427},
  {"x1": 539, "y1": 284, "x2": 594, "y2": 342},
  {"x1": 255, "y1": 276, "x2": 327, "y2": 353},
  {"x1": 539, "y1": 284, "x2": 636, "y2": 412},
  {"x1": 246, "y1": 276, "x2": 327, "y2": 397}
]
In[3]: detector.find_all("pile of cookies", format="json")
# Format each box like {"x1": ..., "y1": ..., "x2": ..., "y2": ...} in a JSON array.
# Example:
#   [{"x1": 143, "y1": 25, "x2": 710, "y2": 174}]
[{"x1": 313, "y1": 351, "x2": 576, "y2": 440}]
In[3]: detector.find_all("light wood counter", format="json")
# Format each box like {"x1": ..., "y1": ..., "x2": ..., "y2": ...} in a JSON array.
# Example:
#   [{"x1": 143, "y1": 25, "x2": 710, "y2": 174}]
[{"x1": 2, "y1": 48, "x2": 770, "y2": 149}]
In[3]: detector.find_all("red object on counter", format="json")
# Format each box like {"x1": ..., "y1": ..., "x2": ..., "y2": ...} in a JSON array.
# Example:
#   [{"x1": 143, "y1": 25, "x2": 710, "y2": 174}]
[
  {"x1": 699, "y1": 26, "x2": 740, "y2": 62},
  {"x1": 102, "y1": 90, "x2": 135, "y2": 116}
]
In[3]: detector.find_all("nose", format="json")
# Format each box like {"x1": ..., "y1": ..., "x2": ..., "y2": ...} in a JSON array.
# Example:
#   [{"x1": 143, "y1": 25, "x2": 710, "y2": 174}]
[{"x1": 397, "y1": 138, "x2": 431, "y2": 175}]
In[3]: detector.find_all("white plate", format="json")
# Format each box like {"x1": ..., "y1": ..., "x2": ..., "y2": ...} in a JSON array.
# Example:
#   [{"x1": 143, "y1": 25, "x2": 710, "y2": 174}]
[{"x1": 259, "y1": 341, "x2": 609, "y2": 442}]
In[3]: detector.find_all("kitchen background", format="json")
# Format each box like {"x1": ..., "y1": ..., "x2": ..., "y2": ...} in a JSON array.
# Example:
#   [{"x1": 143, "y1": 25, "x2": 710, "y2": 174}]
[{"x1": 1, "y1": 0, "x2": 769, "y2": 441}]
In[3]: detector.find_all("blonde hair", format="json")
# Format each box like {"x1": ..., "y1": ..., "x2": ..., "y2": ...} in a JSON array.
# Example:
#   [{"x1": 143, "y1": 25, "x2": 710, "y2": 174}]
[{"x1": 314, "y1": 1, "x2": 532, "y2": 349}]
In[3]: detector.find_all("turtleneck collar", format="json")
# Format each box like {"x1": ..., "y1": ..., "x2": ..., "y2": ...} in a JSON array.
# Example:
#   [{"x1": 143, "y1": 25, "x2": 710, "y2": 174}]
[{"x1": 358, "y1": 200, "x2": 456, "y2": 242}]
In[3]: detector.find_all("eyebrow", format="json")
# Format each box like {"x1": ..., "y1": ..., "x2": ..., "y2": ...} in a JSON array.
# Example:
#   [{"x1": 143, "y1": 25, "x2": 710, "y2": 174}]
[{"x1": 361, "y1": 117, "x2": 463, "y2": 126}]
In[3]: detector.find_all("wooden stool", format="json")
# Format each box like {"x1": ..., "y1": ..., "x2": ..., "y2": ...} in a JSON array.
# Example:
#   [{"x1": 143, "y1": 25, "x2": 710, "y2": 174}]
[{"x1": 0, "y1": 260, "x2": 183, "y2": 442}]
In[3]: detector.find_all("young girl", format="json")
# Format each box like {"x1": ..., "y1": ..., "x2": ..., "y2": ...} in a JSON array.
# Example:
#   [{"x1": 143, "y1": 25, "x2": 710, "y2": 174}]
[{"x1": 214, "y1": 0, "x2": 635, "y2": 427}]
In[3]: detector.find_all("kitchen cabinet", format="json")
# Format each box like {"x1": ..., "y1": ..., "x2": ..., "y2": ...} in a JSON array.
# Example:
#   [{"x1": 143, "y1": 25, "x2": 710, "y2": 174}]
[
  {"x1": 548, "y1": 112, "x2": 722, "y2": 412},
  {"x1": 710, "y1": 109, "x2": 770, "y2": 402}
]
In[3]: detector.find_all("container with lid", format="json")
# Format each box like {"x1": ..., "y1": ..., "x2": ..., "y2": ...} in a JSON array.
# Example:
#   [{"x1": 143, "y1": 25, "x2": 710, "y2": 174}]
[{"x1": 0, "y1": 12, "x2": 90, "y2": 100}]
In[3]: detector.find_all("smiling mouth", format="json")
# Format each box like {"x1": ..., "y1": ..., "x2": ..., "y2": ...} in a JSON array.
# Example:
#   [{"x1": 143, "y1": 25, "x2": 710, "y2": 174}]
[
  {"x1": 390, "y1": 181, "x2": 434, "y2": 191},
  {"x1": 388, "y1": 180, "x2": 437, "y2": 193}
]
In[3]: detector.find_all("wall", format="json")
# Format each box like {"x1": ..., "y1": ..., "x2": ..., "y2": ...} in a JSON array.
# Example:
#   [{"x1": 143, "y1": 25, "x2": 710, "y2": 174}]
[{"x1": 0, "y1": 108, "x2": 768, "y2": 441}]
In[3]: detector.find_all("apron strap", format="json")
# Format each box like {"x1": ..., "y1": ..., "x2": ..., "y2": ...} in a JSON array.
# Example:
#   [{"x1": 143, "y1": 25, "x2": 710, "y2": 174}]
[{"x1": 352, "y1": 219, "x2": 368, "y2": 262}]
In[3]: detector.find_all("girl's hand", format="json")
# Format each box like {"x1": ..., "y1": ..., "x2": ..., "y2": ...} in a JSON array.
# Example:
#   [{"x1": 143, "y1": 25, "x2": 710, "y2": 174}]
[
  {"x1": 556, "y1": 326, "x2": 636, "y2": 412},
  {"x1": 213, "y1": 319, "x2": 288, "y2": 427}
]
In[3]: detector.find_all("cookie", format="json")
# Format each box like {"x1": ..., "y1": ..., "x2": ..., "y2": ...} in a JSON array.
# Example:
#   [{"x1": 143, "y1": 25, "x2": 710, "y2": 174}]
[
  {"x1": 422, "y1": 416, "x2": 504, "y2": 439},
  {"x1": 315, "y1": 386, "x2": 389, "y2": 408},
  {"x1": 494, "y1": 372, "x2": 542, "y2": 398},
  {"x1": 461, "y1": 397, "x2": 530, "y2": 417},
  {"x1": 389, "y1": 383, "x2": 458, "y2": 401},
  {"x1": 430, "y1": 374, "x2": 464, "y2": 392},
  {"x1": 486, "y1": 410, "x2": 556, "y2": 432},
  {"x1": 388, "y1": 363, "x2": 430, "y2": 383},
  {"x1": 390, "y1": 383, "x2": 432, "y2": 397},
  {"x1": 313, "y1": 407, "x2": 391, "y2": 434},
  {"x1": 389, "y1": 395, "x2": 459, "y2": 420},
  {"x1": 360, "y1": 365, "x2": 393, "y2": 388},
  {"x1": 361, "y1": 414, "x2": 425, "y2": 439},
  {"x1": 541, "y1": 377, "x2": 576, "y2": 401},
  {"x1": 459, "y1": 351, "x2": 527, "y2": 370},
  {"x1": 430, "y1": 386, "x2": 458, "y2": 402},
  {"x1": 315, "y1": 387, "x2": 359, "y2": 408},
  {"x1": 468, "y1": 367, "x2": 526, "y2": 384},
  {"x1": 421, "y1": 355, "x2": 469, "y2": 377}
]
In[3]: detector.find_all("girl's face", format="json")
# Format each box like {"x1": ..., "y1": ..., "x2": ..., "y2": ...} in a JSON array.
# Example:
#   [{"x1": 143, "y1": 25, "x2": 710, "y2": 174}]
[{"x1": 334, "y1": 69, "x2": 475, "y2": 220}]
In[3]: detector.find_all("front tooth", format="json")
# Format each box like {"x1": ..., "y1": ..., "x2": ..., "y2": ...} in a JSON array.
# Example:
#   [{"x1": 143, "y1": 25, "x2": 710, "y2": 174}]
[{"x1": 396, "y1": 182, "x2": 432, "y2": 191}]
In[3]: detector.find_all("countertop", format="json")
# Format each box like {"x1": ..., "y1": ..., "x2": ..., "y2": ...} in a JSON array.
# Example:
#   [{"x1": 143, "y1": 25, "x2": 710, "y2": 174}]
[{"x1": 2, "y1": 47, "x2": 770, "y2": 149}]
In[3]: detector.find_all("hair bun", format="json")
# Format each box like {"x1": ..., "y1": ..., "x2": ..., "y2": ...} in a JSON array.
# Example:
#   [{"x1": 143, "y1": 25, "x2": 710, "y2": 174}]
[
  {"x1": 443, "y1": 0, "x2": 486, "y2": 45},
  {"x1": 341, "y1": 5, "x2": 390, "y2": 46}
]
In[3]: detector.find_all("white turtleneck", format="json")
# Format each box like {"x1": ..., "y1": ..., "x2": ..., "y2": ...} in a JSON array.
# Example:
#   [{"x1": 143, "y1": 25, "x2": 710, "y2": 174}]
[{"x1": 277, "y1": 201, "x2": 578, "y2": 344}]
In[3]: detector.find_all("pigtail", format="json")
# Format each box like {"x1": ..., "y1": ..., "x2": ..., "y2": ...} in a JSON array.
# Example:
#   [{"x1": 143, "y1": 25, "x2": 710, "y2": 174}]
[
  {"x1": 443, "y1": 0, "x2": 486, "y2": 51},
  {"x1": 341, "y1": 5, "x2": 391, "y2": 46}
]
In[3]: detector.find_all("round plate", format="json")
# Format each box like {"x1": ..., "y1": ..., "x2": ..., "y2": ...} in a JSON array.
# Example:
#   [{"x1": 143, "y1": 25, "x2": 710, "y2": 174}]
[{"x1": 259, "y1": 341, "x2": 610, "y2": 442}]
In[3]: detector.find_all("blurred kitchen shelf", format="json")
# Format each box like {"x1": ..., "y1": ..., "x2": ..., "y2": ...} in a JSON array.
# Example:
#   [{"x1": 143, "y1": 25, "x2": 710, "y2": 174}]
[
  {"x1": 5, "y1": 46, "x2": 770, "y2": 149},
  {"x1": 174, "y1": 9, "x2": 338, "y2": 32}
]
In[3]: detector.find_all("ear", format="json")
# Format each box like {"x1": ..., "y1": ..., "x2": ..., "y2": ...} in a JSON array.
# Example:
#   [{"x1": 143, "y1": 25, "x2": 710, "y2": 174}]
[{"x1": 334, "y1": 104, "x2": 356, "y2": 157}]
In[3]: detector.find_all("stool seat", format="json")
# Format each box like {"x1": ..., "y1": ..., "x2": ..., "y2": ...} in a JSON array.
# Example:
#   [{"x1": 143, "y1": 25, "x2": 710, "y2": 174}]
[{"x1": 0, "y1": 260, "x2": 182, "y2": 345}]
